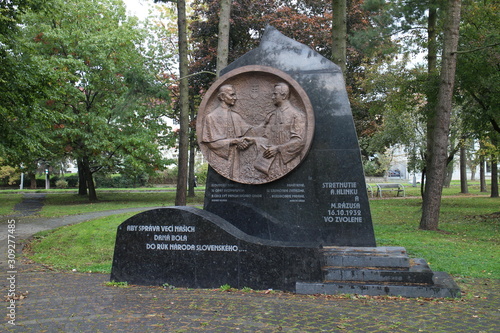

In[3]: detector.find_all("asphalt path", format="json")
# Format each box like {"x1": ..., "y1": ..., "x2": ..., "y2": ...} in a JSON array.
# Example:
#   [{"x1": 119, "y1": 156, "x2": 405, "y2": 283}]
[{"x1": 1, "y1": 193, "x2": 161, "y2": 268}]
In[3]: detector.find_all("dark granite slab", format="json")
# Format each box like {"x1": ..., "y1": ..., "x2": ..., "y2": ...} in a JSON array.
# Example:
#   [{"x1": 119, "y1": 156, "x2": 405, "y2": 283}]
[
  {"x1": 110, "y1": 207, "x2": 322, "y2": 291},
  {"x1": 204, "y1": 26, "x2": 376, "y2": 247}
]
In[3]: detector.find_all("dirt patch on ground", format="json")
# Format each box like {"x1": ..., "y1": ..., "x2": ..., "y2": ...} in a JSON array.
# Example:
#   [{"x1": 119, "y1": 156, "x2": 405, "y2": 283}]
[{"x1": 466, "y1": 211, "x2": 500, "y2": 221}]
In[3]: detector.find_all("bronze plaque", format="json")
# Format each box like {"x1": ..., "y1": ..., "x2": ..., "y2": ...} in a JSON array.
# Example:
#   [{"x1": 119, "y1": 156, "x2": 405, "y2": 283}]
[{"x1": 197, "y1": 65, "x2": 315, "y2": 184}]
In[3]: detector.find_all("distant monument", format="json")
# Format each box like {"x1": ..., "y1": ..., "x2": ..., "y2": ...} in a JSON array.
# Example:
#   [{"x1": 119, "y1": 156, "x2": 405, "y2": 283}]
[{"x1": 111, "y1": 26, "x2": 460, "y2": 298}]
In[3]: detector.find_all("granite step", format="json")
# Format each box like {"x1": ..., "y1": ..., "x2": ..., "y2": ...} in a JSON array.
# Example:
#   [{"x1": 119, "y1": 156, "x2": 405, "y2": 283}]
[
  {"x1": 322, "y1": 258, "x2": 434, "y2": 284},
  {"x1": 298, "y1": 246, "x2": 461, "y2": 298},
  {"x1": 321, "y1": 246, "x2": 410, "y2": 268},
  {"x1": 296, "y1": 272, "x2": 461, "y2": 298}
]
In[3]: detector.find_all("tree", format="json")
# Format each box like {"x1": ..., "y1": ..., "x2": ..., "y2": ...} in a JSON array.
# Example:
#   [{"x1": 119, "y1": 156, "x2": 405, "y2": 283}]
[
  {"x1": 331, "y1": 0, "x2": 346, "y2": 74},
  {"x1": 190, "y1": 0, "x2": 379, "y2": 139},
  {"x1": 0, "y1": 0, "x2": 56, "y2": 166},
  {"x1": 20, "y1": 0, "x2": 172, "y2": 201},
  {"x1": 459, "y1": 142, "x2": 468, "y2": 193},
  {"x1": 216, "y1": 0, "x2": 232, "y2": 76},
  {"x1": 419, "y1": 0, "x2": 462, "y2": 230},
  {"x1": 173, "y1": 0, "x2": 190, "y2": 206},
  {"x1": 455, "y1": 0, "x2": 499, "y2": 197},
  {"x1": 491, "y1": 150, "x2": 499, "y2": 197},
  {"x1": 153, "y1": 1, "x2": 203, "y2": 202}
]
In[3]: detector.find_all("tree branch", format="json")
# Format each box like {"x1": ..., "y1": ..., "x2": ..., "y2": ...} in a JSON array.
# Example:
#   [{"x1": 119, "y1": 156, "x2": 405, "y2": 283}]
[
  {"x1": 490, "y1": 117, "x2": 500, "y2": 134},
  {"x1": 454, "y1": 43, "x2": 500, "y2": 54}
]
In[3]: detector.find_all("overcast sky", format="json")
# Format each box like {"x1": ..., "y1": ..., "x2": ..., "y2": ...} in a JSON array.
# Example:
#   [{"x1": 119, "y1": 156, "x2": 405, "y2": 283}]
[{"x1": 123, "y1": 0, "x2": 152, "y2": 19}]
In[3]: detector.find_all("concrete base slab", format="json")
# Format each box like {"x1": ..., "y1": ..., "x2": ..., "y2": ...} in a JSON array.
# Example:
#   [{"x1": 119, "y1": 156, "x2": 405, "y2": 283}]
[{"x1": 296, "y1": 272, "x2": 461, "y2": 298}]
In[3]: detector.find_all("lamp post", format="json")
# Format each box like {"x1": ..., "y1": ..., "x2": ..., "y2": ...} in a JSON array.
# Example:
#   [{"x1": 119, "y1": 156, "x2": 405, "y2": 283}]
[
  {"x1": 19, "y1": 164, "x2": 24, "y2": 190},
  {"x1": 45, "y1": 168, "x2": 50, "y2": 190}
]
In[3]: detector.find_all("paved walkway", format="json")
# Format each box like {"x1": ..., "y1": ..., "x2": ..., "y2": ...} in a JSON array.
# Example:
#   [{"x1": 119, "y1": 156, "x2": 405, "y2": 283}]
[{"x1": 1, "y1": 194, "x2": 499, "y2": 332}]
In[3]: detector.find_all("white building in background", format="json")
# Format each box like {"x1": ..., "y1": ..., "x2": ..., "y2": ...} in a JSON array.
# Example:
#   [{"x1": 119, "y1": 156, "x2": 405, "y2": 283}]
[
  {"x1": 385, "y1": 145, "x2": 408, "y2": 180},
  {"x1": 384, "y1": 143, "x2": 494, "y2": 184}
]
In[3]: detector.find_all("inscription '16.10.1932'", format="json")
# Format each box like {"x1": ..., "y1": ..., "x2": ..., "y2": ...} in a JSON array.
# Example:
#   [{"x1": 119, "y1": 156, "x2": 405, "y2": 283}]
[{"x1": 196, "y1": 65, "x2": 315, "y2": 184}]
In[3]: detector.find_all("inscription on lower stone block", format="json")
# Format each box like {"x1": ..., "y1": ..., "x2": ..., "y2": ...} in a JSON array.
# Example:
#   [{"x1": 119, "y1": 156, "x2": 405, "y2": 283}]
[{"x1": 123, "y1": 223, "x2": 239, "y2": 252}]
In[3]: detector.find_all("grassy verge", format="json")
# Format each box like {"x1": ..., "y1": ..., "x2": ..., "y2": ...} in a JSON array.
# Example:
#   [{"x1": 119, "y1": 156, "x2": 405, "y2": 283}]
[
  {"x1": 39, "y1": 192, "x2": 203, "y2": 217},
  {"x1": 368, "y1": 180, "x2": 495, "y2": 197},
  {"x1": 371, "y1": 197, "x2": 499, "y2": 278},
  {"x1": 26, "y1": 212, "x2": 137, "y2": 273},
  {"x1": 25, "y1": 195, "x2": 499, "y2": 278},
  {"x1": 0, "y1": 188, "x2": 205, "y2": 217},
  {"x1": 0, "y1": 193, "x2": 23, "y2": 215}
]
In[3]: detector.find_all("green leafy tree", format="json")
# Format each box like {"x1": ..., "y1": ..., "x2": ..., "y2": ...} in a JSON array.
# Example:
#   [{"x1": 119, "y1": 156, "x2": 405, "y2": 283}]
[
  {"x1": 455, "y1": 0, "x2": 499, "y2": 197},
  {"x1": 354, "y1": 0, "x2": 475, "y2": 229},
  {"x1": 417, "y1": 0, "x2": 462, "y2": 230},
  {"x1": 1, "y1": 0, "x2": 56, "y2": 165},
  {"x1": 19, "y1": 0, "x2": 173, "y2": 200}
]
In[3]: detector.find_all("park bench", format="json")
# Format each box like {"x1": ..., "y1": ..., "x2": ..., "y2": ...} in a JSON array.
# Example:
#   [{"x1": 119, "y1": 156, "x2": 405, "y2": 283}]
[
  {"x1": 376, "y1": 183, "x2": 405, "y2": 198},
  {"x1": 366, "y1": 184, "x2": 374, "y2": 198}
]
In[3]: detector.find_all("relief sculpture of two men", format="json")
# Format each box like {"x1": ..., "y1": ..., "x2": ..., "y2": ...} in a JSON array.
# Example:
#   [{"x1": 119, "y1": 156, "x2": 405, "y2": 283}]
[{"x1": 199, "y1": 76, "x2": 309, "y2": 184}]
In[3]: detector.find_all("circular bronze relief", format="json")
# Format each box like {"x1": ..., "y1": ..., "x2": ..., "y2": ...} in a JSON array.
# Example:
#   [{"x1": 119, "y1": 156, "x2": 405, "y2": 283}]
[{"x1": 196, "y1": 65, "x2": 315, "y2": 184}]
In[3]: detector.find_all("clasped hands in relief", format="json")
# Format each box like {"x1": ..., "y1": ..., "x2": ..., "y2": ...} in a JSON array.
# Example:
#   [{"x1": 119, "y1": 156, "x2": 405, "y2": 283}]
[
  {"x1": 230, "y1": 111, "x2": 279, "y2": 158},
  {"x1": 230, "y1": 137, "x2": 280, "y2": 159}
]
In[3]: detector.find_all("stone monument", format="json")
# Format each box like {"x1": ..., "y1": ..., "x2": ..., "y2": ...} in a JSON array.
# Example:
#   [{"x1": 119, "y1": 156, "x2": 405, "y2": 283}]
[
  {"x1": 196, "y1": 60, "x2": 375, "y2": 247},
  {"x1": 111, "y1": 26, "x2": 460, "y2": 298}
]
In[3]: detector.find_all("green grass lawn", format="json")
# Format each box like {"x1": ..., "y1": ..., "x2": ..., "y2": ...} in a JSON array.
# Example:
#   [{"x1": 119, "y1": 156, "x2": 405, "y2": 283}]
[
  {"x1": 367, "y1": 180, "x2": 493, "y2": 197},
  {"x1": 26, "y1": 212, "x2": 138, "y2": 273},
  {"x1": 0, "y1": 193, "x2": 22, "y2": 215},
  {"x1": 22, "y1": 191, "x2": 499, "y2": 279},
  {"x1": 39, "y1": 191, "x2": 203, "y2": 217},
  {"x1": 371, "y1": 197, "x2": 499, "y2": 278}
]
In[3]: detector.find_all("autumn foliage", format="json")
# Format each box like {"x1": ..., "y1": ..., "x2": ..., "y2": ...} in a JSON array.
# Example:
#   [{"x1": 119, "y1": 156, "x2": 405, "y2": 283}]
[{"x1": 189, "y1": 0, "x2": 379, "y2": 138}]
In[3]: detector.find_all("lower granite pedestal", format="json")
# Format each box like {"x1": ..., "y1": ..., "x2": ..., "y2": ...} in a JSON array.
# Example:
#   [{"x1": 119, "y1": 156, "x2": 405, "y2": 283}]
[
  {"x1": 111, "y1": 208, "x2": 460, "y2": 298},
  {"x1": 296, "y1": 246, "x2": 461, "y2": 298}
]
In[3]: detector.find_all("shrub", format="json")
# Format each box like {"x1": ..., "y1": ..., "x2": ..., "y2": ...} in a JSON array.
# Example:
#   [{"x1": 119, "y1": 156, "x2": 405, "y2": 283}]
[
  {"x1": 147, "y1": 168, "x2": 178, "y2": 185},
  {"x1": 94, "y1": 173, "x2": 148, "y2": 188},
  {"x1": 55, "y1": 179, "x2": 68, "y2": 189},
  {"x1": 363, "y1": 159, "x2": 385, "y2": 177},
  {"x1": 195, "y1": 163, "x2": 209, "y2": 185},
  {"x1": 65, "y1": 175, "x2": 79, "y2": 188}
]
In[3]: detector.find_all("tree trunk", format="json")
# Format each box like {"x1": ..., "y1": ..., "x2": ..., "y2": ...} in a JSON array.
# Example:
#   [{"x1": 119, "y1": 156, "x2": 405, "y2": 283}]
[
  {"x1": 443, "y1": 159, "x2": 454, "y2": 187},
  {"x1": 331, "y1": 0, "x2": 347, "y2": 74},
  {"x1": 77, "y1": 159, "x2": 87, "y2": 196},
  {"x1": 492, "y1": 155, "x2": 499, "y2": 198},
  {"x1": 420, "y1": 0, "x2": 461, "y2": 230},
  {"x1": 427, "y1": 6, "x2": 438, "y2": 75},
  {"x1": 444, "y1": 136, "x2": 457, "y2": 187},
  {"x1": 480, "y1": 153, "x2": 487, "y2": 192},
  {"x1": 175, "y1": 0, "x2": 190, "y2": 206},
  {"x1": 29, "y1": 172, "x2": 37, "y2": 189},
  {"x1": 216, "y1": 0, "x2": 231, "y2": 77},
  {"x1": 188, "y1": 130, "x2": 196, "y2": 197},
  {"x1": 460, "y1": 144, "x2": 468, "y2": 193},
  {"x1": 469, "y1": 163, "x2": 476, "y2": 181},
  {"x1": 420, "y1": 5, "x2": 438, "y2": 199},
  {"x1": 82, "y1": 157, "x2": 97, "y2": 202},
  {"x1": 420, "y1": 167, "x2": 426, "y2": 198},
  {"x1": 424, "y1": 4, "x2": 438, "y2": 174}
]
